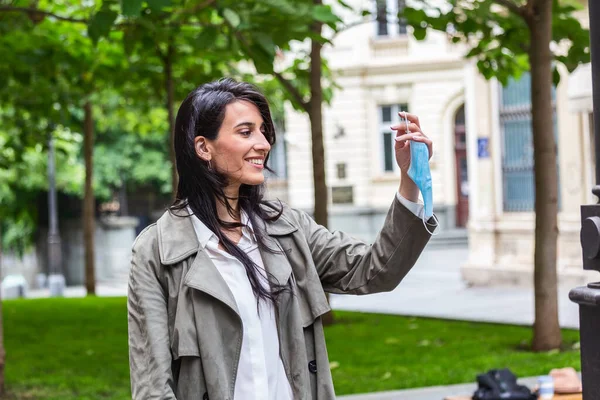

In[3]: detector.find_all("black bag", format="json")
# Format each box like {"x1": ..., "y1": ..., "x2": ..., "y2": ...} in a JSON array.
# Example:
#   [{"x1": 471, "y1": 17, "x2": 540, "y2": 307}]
[{"x1": 472, "y1": 368, "x2": 537, "y2": 400}]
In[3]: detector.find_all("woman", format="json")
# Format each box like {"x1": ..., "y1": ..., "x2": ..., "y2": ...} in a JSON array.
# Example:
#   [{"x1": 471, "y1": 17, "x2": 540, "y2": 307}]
[{"x1": 128, "y1": 78, "x2": 435, "y2": 400}]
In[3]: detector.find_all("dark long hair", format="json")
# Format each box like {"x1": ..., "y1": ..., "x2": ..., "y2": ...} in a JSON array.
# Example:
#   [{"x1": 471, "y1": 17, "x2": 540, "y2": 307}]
[{"x1": 170, "y1": 78, "x2": 286, "y2": 304}]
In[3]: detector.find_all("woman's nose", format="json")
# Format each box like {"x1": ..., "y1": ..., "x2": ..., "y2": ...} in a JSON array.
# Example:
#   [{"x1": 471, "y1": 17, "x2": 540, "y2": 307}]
[{"x1": 255, "y1": 132, "x2": 271, "y2": 151}]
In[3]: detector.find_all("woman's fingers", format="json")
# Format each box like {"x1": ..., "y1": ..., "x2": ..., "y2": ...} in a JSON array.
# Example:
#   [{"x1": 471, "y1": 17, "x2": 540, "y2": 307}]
[
  {"x1": 394, "y1": 132, "x2": 422, "y2": 143},
  {"x1": 394, "y1": 130, "x2": 433, "y2": 158},
  {"x1": 392, "y1": 112, "x2": 433, "y2": 157},
  {"x1": 390, "y1": 122, "x2": 422, "y2": 133}
]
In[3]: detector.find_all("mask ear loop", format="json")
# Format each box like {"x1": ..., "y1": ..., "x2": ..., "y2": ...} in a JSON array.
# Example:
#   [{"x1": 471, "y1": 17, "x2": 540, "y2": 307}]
[{"x1": 422, "y1": 213, "x2": 440, "y2": 236}]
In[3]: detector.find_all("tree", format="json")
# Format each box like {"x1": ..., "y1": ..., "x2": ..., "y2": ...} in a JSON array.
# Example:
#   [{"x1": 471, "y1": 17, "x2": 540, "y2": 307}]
[
  {"x1": 0, "y1": 6, "x2": 86, "y2": 257},
  {"x1": 0, "y1": 1, "x2": 132, "y2": 295},
  {"x1": 0, "y1": 9, "x2": 89, "y2": 387},
  {"x1": 1, "y1": 0, "x2": 345, "y2": 299},
  {"x1": 404, "y1": 0, "x2": 590, "y2": 350},
  {"x1": 107, "y1": 0, "x2": 335, "y2": 196}
]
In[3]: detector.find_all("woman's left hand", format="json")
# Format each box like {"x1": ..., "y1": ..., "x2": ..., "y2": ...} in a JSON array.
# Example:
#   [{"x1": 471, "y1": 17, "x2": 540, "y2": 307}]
[{"x1": 391, "y1": 112, "x2": 433, "y2": 174}]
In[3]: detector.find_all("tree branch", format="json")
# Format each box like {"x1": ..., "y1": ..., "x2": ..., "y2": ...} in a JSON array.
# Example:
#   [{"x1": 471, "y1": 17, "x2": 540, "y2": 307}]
[
  {"x1": 272, "y1": 71, "x2": 310, "y2": 113},
  {"x1": 491, "y1": 0, "x2": 525, "y2": 17},
  {"x1": 0, "y1": 6, "x2": 87, "y2": 24},
  {"x1": 223, "y1": 18, "x2": 309, "y2": 112}
]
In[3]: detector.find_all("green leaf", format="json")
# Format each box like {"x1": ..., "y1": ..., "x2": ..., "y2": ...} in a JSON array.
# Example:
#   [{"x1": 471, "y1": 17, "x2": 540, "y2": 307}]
[
  {"x1": 553, "y1": 67, "x2": 561, "y2": 86},
  {"x1": 412, "y1": 26, "x2": 427, "y2": 41},
  {"x1": 361, "y1": 9, "x2": 371, "y2": 17},
  {"x1": 121, "y1": 0, "x2": 143, "y2": 17},
  {"x1": 465, "y1": 46, "x2": 483, "y2": 58},
  {"x1": 146, "y1": 0, "x2": 171, "y2": 10},
  {"x1": 222, "y1": 8, "x2": 241, "y2": 28},
  {"x1": 254, "y1": 33, "x2": 276, "y2": 58},
  {"x1": 88, "y1": 10, "x2": 118, "y2": 44},
  {"x1": 250, "y1": 44, "x2": 274, "y2": 74},
  {"x1": 403, "y1": 7, "x2": 428, "y2": 25},
  {"x1": 337, "y1": 0, "x2": 353, "y2": 10},
  {"x1": 197, "y1": 27, "x2": 218, "y2": 47},
  {"x1": 312, "y1": 5, "x2": 340, "y2": 24}
]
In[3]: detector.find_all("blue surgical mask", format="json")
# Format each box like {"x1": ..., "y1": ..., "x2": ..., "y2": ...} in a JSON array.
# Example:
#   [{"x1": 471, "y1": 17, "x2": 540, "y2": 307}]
[{"x1": 403, "y1": 113, "x2": 438, "y2": 234}]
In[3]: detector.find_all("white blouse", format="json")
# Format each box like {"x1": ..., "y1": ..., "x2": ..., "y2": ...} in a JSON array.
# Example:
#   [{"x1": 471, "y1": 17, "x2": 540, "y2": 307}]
[{"x1": 188, "y1": 209, "x2": 293, "y2": 400}]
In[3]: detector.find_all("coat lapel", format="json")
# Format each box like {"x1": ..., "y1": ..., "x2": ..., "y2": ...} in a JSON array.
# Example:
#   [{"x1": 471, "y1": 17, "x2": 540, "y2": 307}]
[
  {"x1": 259, "y1": 239, "x2": 293, "y2": 287},
  {"x1": 157, "y1": 209, "x2": 239, "y2": 316},
  {"x1": 183, "y1": 249, "x2": 240, "y2": 316},
  {"x1": 259, "y1": 208, "x2": 298, "y2": 288}
]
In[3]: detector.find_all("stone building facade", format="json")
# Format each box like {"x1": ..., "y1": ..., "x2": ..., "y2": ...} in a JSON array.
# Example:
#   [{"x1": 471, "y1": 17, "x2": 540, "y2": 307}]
[{"x1": 274, "y1": 0, "x2": 596, "y2": 286}]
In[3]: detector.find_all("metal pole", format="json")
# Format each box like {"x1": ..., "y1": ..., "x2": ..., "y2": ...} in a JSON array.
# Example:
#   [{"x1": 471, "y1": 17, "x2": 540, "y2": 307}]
[
  {"x1": 569, "y1": 4, "x2": 600, "y2": 400},
  {"x1": 47, "y1": 131, "x2": 65, "y2": 296}
]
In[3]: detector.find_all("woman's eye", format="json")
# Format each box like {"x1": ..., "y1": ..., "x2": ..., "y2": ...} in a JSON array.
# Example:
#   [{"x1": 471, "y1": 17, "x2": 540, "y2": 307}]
[{"x1": 240, "y1": 130, "x2": 251, "y2": 136}]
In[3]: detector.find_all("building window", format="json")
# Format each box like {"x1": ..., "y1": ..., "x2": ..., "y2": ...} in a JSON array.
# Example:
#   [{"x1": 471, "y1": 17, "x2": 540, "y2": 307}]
[
  {"x1": 500, "y1": 72, "x2": 557, "y2": 212},
  {"x1": 375, "y1": 0, "x2": 407, "y2": 37},
  {"x1": 397, "y1": 0, "x2": 407, "y2": 34},
  {"x1": 336, "y1": 163, "x2": 347, "y2": 179},
  {"x1": 267, "y1": 122, "x2": 287, "y2": 179},
  {"x1": 380, "y1": 103, "x2": 409, "y2": 172},
  {"x1": 332, "y1": 186, "x2": 354, "y2": 204}
]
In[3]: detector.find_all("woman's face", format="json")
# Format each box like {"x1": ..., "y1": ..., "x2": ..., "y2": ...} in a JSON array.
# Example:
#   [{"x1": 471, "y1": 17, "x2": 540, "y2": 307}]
[{"x1": 202, "y1": 100, "x2": 271, "y2": 192}]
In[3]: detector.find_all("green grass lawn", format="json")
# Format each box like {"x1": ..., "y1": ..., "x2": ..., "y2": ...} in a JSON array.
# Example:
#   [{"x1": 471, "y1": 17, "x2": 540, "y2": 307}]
[{"x1": 3, "y1": 297, "x2": 580, "y2": 399}]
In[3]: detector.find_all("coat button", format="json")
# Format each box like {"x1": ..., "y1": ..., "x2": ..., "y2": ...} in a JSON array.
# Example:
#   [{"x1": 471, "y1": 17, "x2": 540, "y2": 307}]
[
  {"x1": 308, "y1": 360, "x2": 317, "y2": 373},
  {"x1": 203, "y1": 392, "x2": 209, "y2": 400}
]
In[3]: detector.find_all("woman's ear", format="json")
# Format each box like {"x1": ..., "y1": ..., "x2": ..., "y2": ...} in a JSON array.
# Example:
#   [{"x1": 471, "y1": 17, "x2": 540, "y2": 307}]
[{"x1": 194, "y1": 136, "x2": 211, "y2": 162}]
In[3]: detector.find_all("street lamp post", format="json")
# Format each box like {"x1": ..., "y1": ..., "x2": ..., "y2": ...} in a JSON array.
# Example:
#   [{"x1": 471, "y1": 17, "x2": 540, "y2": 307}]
[
  {"x1": 47, "y1": 131, "x2": 65, "y2": 297},
  {"x1": 569, "y1": 1, "x2": 600, "y2": 399}
]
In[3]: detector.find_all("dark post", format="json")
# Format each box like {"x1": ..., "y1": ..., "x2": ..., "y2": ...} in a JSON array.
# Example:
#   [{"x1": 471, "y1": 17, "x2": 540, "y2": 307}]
[
  {"x1": 47, "y1": 131, "x2": 65, "y2": 296},
  {"x1": 569, "y1": 1, "x2": 600, "y2": 399}
]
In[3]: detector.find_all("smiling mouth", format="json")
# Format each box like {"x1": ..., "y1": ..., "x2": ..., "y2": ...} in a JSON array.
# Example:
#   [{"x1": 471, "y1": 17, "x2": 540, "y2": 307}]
[{"x1": 246, "y1": 158, "x2": 264, "y2": 168}]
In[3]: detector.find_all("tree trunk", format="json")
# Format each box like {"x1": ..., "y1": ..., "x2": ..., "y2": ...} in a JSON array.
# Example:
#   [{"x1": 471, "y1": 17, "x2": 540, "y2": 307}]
[
  {"x1": 0, "y1": 292, "x2": 5, "y2": 395},
  {"x1": 0, "y1": 225, "x2": 2, "y2": 277},
  {"x1": 309, "y1": 0, "x2": 327, "y2": 230},
  {"x1": 527, "y1": 0, "x2": 562, "y2": 351},
  {"x1": 0, "y1": 226, "x2": 4, "y2": 394},
  {"x1": 165, "y1": 43, "x2": 178, "y2": 197},
  {"x1": 84, "y1": 100, "x2": 96, "y2": 296},
  {"x1": 310, "y1": 0, "x2": 334, "y2": 326}
]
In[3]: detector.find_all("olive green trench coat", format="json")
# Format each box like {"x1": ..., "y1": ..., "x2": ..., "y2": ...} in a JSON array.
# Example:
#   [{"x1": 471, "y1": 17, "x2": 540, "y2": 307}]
[{"x1": 128, "y1": 196, "x2": 433, "y2": 399}]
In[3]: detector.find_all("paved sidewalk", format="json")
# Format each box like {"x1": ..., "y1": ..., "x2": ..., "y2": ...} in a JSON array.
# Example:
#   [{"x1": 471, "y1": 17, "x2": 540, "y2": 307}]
[
  {"x1": 330, "y1": 245, "x2": 581, "y2": 329},
  {"x1": 27, "y1": 282, "x2": 128, "y2": 298}
]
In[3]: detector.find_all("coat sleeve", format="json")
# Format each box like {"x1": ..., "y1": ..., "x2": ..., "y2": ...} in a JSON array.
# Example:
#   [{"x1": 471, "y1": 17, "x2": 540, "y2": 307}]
[
  {"x1": 293, "y1": 194, "x2": 435, "y2": 294},
  {"x1": 127, "y1": 225, "x2": 177, "y2": 400}
]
